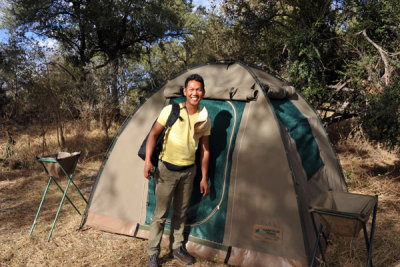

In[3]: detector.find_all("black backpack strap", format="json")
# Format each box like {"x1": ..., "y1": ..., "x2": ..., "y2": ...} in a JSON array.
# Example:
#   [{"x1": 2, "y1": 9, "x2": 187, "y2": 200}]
[
  {"x1": 156, "y1": 103, "x2": 181, "y2": 164},
  {"x1": 165, "y1": 103, "x2": 181, "y2": 128}
]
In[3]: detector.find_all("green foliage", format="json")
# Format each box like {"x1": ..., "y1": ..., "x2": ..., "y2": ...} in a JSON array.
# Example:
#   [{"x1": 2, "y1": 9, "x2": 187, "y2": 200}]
[
  {"x1": 0, "y1": 87, "x2": 10, "y2": 117},
  {"x1": 6, "y1": 0, "x2": 191, "y2": 109},
  {"x1": 0, "y1": 48, "x2": 10, "y2": 118},
  {"x1": 344, "y1": 170, "x2": 353, "y2": 188},
  {"x1": 220, "y1": 0, "x2": 400, "y2": 143},
  {"x1": 360, "y1": 72, "x2": 400, "y2": 149},
  {"x1": 1, "y1": 0, "x2": 400, "y2": 148},
  {"x1": 0, "y1": 39, "x2": 34, "y2": 124}
]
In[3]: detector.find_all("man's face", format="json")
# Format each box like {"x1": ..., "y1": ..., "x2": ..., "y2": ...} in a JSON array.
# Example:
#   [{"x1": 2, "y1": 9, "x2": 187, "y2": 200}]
[{"x1": 184, "y1": 80, "x2": 204, "y2": 107}]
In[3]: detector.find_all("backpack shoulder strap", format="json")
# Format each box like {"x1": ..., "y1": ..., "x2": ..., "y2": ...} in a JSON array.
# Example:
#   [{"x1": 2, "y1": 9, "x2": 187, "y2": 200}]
[{"x1": 165, "y1": 103, "x2": 181, "y2": 128}]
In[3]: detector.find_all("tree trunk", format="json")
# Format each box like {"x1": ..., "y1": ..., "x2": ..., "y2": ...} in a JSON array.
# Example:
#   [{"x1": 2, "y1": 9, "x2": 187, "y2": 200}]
[
  {"x1": 102, "y1": 113, "x2": 111, "y2": 142},
  {"x1": 41, "y1": 129, "x2": 47, "y2": 155},
  {"x1": 110, "y1": 58, "x2": 120, "y2": 120},
  {"x1": 5, "y1": 128, "x2": 15, "y2": 159},
  {"x1": 56, "y1": 110, "x2": 65, "y2": 149}
]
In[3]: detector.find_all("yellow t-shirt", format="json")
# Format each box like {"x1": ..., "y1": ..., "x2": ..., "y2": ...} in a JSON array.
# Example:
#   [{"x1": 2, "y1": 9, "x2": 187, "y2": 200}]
[{"x1": 157, "y1": 103, "x2": 211, "y2": 166}]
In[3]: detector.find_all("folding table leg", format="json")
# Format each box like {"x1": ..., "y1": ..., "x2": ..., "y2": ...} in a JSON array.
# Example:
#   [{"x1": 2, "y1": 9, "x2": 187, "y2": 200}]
[
  {"x1": 59, "y1": 165, "x2": 87, "y2": 204},
  {"x1": 52, "y1": 178, "x2": 82, "y2": 215},
  {"x1": 47, "y1": 178, "x2": 73, "y2": 242},
  {"x1": 366, "y1": 201, "x2": 378, "y2": 267},
  {"x1": 362, "y1": 223, "x2": 371, "y2": 262},
  {"x1": 71, "y1": 179, "x2": 88, "y2": 204},
  {"x1": 30, "y1": 176, "x2": 52, "y2": 236},
  {"x1": 310, "y1": 224, "x2": 327, "y2": 267},
  {"x1": 362, "y1": 222, "x2": 369, "y2": 253}
]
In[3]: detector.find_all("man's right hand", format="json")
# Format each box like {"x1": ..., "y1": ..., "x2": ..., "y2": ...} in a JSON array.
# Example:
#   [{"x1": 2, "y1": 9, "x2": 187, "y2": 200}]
[
  {"x1": 144, "y1": 121, "x2": 164, "y2": 180},
  {"x1": 144, "y1": 161, "x2": 154, "y2": 180}
]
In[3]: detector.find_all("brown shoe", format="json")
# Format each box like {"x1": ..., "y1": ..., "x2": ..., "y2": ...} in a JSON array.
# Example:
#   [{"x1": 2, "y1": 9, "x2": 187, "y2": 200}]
[
  {"x1": 148, "y1": 254, "x2": 159, "y2": 267},
  {"x1": 173, "y1": 246, "x2": 194, "y2": 265}
]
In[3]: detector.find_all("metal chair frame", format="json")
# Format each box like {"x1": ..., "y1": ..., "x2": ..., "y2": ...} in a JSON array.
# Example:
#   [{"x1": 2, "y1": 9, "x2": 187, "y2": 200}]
[
  {"x1": 309, "y1": 194, "x2": 378, "y2": 267},
  {"x1": 30, "y1": 152, "x2": 88, "y2": 241}
]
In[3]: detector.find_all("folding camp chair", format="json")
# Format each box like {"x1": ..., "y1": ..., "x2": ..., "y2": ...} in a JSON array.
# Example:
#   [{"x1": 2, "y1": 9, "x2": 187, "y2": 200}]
[
  {"x1": 30, "y1": 152, "x2": 88, "y2": 241},
  {"x1": 309, "y1": 191, "x2": 378, "y2": 267}
]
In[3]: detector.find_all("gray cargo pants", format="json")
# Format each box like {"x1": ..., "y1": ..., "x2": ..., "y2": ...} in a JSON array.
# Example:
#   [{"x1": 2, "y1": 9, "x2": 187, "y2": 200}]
[{"x1": 147, "y1": 161, "x2": 196, "y2": 256}]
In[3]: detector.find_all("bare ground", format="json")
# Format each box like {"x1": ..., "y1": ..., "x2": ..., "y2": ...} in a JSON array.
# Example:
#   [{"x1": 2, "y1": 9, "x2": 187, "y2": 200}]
[{"x1": 1, "y1": 122, "x2": 400, "y2": 266}]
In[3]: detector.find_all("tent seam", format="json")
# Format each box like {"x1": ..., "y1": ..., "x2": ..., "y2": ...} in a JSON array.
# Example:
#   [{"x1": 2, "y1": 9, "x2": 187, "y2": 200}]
[
  {"x1": 228, "y1": 99, "x2": 252, "y2": 244},
  {"x1": 240, "y1": 61, "x2": 311, "y2": 261},
  {"x1": 188, "y1": 101, "x2": 237, "y2": 226},
  {"x1": 267, "y1": 99, "x2": 312, "y2": 262}
]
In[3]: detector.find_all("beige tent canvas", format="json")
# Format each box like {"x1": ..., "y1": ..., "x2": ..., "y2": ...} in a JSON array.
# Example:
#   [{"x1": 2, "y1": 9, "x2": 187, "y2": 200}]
[{"x1": 81, "y1": 61, "x2": 347, "y2": 266}]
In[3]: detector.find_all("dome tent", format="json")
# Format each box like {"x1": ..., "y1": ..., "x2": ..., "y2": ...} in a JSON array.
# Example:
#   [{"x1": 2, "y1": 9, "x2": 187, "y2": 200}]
[{"x1": 81, "y1": 61, "x2": 347, "y2": 266}]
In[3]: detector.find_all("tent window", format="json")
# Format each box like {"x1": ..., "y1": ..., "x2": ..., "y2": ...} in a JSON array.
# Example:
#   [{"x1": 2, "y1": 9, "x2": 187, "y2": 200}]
[{"x1": 271, "y1": 99, "x2": 324, "y2": 180}]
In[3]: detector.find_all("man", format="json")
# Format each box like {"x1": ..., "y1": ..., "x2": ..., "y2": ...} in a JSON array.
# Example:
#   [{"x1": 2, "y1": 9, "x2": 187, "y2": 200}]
[{"x1": 144, "y1": 74, "x2": 211, "y2": 267}]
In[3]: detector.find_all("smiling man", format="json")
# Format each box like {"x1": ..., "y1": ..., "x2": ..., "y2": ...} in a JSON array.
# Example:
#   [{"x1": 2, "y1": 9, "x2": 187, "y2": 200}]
[{"x1": 144, "y1": 74, "x2": 211, "y2": 267}]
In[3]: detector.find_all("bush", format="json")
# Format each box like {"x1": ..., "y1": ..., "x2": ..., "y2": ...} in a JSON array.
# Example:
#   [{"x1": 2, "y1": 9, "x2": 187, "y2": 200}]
[{"x1": 360, "y1": 74, "x2": 400, "y2": 148}]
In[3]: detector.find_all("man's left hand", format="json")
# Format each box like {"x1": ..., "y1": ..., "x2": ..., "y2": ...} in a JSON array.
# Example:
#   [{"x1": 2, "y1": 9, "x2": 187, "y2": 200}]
[{"x1": 200, "y1": 179, "x2": 210, "y2": 196}]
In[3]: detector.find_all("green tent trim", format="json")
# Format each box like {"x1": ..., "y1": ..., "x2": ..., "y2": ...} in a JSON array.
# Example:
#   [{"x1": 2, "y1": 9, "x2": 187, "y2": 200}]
[{"x1": 271, "y1": 99, "x2": 324, "y2": 180}]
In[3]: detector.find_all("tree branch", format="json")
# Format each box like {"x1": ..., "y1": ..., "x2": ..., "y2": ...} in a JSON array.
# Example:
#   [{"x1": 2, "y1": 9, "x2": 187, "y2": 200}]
[
  {"x1": 357, "y1": 29, "x2": 391, "y2": 85},
  {"x1": 328, "y1": 79, "x2": 354, "y2": 93},
  {"x1": 47, "y1": 62, "x2": 77, "y2": 81}
]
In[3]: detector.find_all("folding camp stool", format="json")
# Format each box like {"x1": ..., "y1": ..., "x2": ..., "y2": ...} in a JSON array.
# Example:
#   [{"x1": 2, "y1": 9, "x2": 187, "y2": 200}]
[
  {"x1": 309, "y1": 191, "x2": 378, "y2": 267},
  {"x1": 30, "y1": 152, "x2": 88, "y2": 241}
]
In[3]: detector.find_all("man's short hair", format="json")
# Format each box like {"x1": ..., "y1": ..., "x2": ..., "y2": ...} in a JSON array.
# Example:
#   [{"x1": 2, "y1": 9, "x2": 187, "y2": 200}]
[{"x1": 185, "y1": 74, "x2": 204, "y2": 90}]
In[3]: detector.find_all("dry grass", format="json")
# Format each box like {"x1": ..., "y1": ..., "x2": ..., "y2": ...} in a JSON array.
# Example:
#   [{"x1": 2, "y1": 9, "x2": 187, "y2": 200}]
[
  {"x1": 0, "y1": 122, "x2": 223, "y2": 267},
  {"x1": 1, "y1": 121, "x2": 400, "y2": 266},
  {"x1": 324, "y1": 122, "x2": 400, "y2": 267}
]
